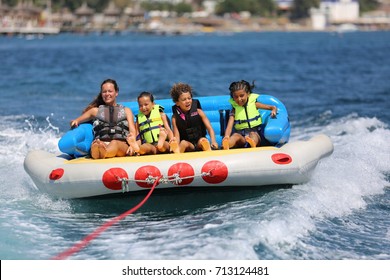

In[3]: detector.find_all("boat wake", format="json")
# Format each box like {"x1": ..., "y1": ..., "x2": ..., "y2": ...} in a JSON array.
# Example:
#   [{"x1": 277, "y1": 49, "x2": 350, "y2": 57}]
[{"x1": 0, "y1": 113, "x2": 389, "y2": 259}]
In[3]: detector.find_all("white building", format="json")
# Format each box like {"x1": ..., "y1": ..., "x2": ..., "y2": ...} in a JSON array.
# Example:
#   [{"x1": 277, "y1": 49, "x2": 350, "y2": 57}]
[{"x1": 311, "y1": 0, "x2": 359, "y2": 30}]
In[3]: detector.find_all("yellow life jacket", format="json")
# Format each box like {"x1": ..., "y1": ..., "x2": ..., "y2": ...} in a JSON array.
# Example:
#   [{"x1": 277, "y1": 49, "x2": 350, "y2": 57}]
[
  {"x1": 229, "y1": 93, "x2": 262, "y2": 130},
  {"x1": 137, "y1": 105, "x2": 164, "y2": 144}
]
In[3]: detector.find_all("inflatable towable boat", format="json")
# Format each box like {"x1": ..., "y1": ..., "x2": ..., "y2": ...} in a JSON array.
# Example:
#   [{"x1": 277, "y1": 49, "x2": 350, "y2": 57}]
[{"x1": 24, "y1": 95, "x2": 333, "y2": 199}]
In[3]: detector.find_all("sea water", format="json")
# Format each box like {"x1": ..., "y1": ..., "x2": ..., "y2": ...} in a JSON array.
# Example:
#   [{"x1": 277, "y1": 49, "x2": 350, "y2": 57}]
[{"x1": 0, "y1": 31, "x2": 389, "y2": 260}]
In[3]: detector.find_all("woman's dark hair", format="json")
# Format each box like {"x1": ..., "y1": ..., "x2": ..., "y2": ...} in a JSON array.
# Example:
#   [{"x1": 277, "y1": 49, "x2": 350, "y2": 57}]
[
  {"x1": 228, "y1": 80, "x2": 255, "y2": 97},
  {"x1": 137, "y1": 91, "x2": 154, "y2": 102},
  {"x1": 82, "y1": 79, "x2": 119, "y2": 112}
]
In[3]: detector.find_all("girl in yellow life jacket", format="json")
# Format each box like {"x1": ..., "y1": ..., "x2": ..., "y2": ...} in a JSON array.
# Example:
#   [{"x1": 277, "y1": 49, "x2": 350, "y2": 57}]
[
  {"x1": 222, "y1": 80, "x2": 277, "y2": 150},
  {"x1": 127, "y1": 91, "x2": 179, "y2": 155}
]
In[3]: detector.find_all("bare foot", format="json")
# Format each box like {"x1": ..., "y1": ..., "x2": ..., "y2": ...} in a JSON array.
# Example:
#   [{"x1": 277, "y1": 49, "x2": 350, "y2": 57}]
[
  {"x1": 90, "y1": 140, "x2": 100, "y2": 159},
  {"x1": 127, "y1": 135, "x2": 140, "y2": 154},
  {"x1": 98, "y1": 141, "x2": 108, "y2": 159},
  {"x1": 245, "y1": 136, "x2": 256, "y2": 148},
  {"x1": 222, "y1": 137, "x2": 230, "y2": 150},
  {"x1": 169, "y1": 138, "x2": 180, "y2": 153},
  {"x1": 199, "y1": 138, "x2": 211, "y2": 151},
  {"x1": 157, "y1": 128, "x2": 167, "y2": 150},
  {"x1": 126, "y1": 145, "x2": 133, "y2": 156}
]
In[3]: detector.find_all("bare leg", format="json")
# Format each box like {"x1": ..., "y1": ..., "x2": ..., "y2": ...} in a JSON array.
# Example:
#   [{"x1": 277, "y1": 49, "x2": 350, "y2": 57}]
[
  {"x1": 157, "y1": 142, "x2": 171, "y2": 153},
  {"x1": 246, "y1": 132, "x2": 260, "y2": 148},
  {"x1": 127, "y1": 135, "x2": 140, "y2": 155},
  {"x1": 102, "y1": 141, "x2": 117, "y2": 158},
  {"x1": 115, "y1": 140, "x2": 130, "y2": 157},
  {"x1": 139, "y1": 143, "x2": 157, "y2": 155},
  {"x1": 104, "y1": 140, "x2": 129, "y2": 158},
  {"x1": 229, "y1": 133, "x2": 246, "y2": 149},
  {"x1": 157, "y1": 128, "x2": 167, "y2": 150},
  {"x1": 180, "y1": 140, "x2": 195, "y2": 153}
]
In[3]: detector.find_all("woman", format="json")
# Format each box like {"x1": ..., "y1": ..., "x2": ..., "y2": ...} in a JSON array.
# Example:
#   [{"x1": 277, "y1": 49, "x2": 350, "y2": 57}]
[{"x1": 70, "y1": 79, "x2": 138, "y2": 159}]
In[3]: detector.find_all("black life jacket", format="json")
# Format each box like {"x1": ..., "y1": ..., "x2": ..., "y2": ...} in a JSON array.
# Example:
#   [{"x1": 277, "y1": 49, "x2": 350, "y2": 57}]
[{"x1": 172, "y1": 99, "x2": 206, "y2": 143}]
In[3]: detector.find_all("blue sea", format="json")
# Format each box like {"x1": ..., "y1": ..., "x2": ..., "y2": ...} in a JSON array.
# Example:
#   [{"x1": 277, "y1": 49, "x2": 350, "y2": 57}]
[{"x1": 0, "y1": 31, "x2": 389, "y2": 262}]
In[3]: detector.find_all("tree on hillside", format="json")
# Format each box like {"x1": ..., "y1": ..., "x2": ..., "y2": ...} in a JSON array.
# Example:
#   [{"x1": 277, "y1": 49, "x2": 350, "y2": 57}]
[
  {"x1": 289, "y1": 0, "x2": 319, "y2": 20},
  {"x1": 359, "y1": 0, "x2": 380, "y2": 13},
  {"x1": 215, "y1": 0, "x2": 276, "y2": 17}
]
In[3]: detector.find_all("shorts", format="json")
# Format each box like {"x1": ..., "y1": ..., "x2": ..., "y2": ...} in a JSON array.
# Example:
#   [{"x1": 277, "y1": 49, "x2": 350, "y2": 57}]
[{"x1": 235, "y1": 124, "x2": 271, "y2": 146}]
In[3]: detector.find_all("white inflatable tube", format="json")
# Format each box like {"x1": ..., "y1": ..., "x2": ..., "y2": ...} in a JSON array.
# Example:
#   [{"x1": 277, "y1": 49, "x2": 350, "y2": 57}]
[{"x1": 24, "y1": 134, "x2": 333, "y2": 199}]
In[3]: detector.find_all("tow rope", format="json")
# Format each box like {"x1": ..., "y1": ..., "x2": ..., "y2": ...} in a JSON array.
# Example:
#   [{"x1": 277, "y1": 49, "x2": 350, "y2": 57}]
[{"x1": 52, "y1": 175, "x2": 162, "y2": 260}]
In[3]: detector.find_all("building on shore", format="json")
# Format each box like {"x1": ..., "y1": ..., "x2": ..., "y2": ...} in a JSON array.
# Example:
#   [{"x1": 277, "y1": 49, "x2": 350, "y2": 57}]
[
  {"x1": 311, "y1": 0, "x2": 390, "y2": 31},
  {"x1": 0, "y1": 0, "x2": 60, "y2": 35},
  {"x1": 1, "y1": 0, "x2": 390, "y2": 36}
]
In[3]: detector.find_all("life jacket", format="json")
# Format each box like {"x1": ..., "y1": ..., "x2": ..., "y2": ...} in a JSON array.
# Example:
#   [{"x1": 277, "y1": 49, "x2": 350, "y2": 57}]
[
  {"x1": 137, "y1": 105, "x2": 164, "y2": 144},
  {"x1": 172, "y1": 99, "x2": 206, "y2": 143},
  {"x1": 229, "y1": 93, "x2": 262, "y2": 130},
  {"x1": 93, "y1": 105, "x2": 129, "y2": 141}
]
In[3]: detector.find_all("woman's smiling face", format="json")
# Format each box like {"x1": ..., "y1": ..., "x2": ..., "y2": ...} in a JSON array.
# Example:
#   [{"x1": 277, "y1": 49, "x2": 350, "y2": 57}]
[{"x1": 101, "y1": 82, "x2": 118, "y2": 106}]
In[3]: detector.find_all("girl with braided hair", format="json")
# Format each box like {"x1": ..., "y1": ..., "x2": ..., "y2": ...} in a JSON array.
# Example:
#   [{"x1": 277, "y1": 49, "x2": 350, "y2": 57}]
[{"x1": 222, "y1": 80, "x2": 277, "y2": 150}]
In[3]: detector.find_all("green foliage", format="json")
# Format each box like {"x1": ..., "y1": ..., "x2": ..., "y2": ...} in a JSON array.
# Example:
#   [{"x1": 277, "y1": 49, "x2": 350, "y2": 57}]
[
  {"x1": 289, "y1": 0, "x2": 320, "y2": 20},
  {"x1": 175, "y1": 2, "x2": 193, "y2": 15},
  {"x1": 359, "y1": 0, "x2": 380, "y2": 13},
  {"x1": 215, "y1": 0, "x2": 276, "y2": 16},
  {"x1": 141, "y1": 1, "x2": 174, "y2": 12},
  {"x1": 140, "y1": 1, "x2": 193, "y2": 15}
]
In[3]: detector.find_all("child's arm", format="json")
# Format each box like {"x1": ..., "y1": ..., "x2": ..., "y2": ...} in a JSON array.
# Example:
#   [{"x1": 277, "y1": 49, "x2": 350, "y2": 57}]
[
  {"x1": 171, "y1": 116, "x2": 181, "y2": 143},
  {"x1": 161, "y1": 113, "x2": 175, "y2": 141},
  {"x1": 223, "y1": 113, "x2": 235, "y2": 138},
  {"x1": 198, "y1": 109, "x2": 218, "y2": 149},
  {"x1": 70, "y1": 107, "x2": 98, "y2": 128},
  {"x1": 256, "y1": 102, "x2": 277, "y2": 117},
  {"x1": 133, "y1": 118, "x2": 141, "y2": 144}
]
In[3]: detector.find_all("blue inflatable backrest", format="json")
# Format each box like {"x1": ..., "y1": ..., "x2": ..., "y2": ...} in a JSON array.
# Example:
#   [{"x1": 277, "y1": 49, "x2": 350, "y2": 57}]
[
  {"x1": 257, "y1": 95, "x2": 290, "y2": 145},
  {"x1": 58, "y1": 95, "x2": 290, "y2": 156},
  {"x1": 58, "y1": 123, "x2": 94, "y2": 157}
]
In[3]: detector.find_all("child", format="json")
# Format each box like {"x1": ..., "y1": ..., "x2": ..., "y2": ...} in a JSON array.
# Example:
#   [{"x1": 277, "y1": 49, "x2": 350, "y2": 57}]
[
  {"x1": 170, "y1": 83, "x2": 218, "y2": 153},
  {"x1": 70, "y1": 79, "x2": 139, "y2": 159},
  {"x1": 127, "y1": 91, "x2": 179, "y2": 155},
  {"x1": 222, "y1": 80, "x2": 277, "y2": 150}
]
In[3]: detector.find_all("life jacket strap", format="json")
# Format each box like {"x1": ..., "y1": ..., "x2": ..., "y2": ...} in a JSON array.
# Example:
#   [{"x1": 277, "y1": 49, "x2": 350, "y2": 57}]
[
  {"x1": 138, "y1": 117, "x2": 162, "y2": 127},
  {"x1": 234, "y1": 114, "x2": 260, "y2": 125}
]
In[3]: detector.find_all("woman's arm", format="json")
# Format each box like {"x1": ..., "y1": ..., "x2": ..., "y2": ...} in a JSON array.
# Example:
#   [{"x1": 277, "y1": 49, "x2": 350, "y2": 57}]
[
  {"x1": 125, "y1": 107, "x2": 137, "y2": 136},
  {"x1": 70, "y1": 107, "x2": 98, "y2": 128}
]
